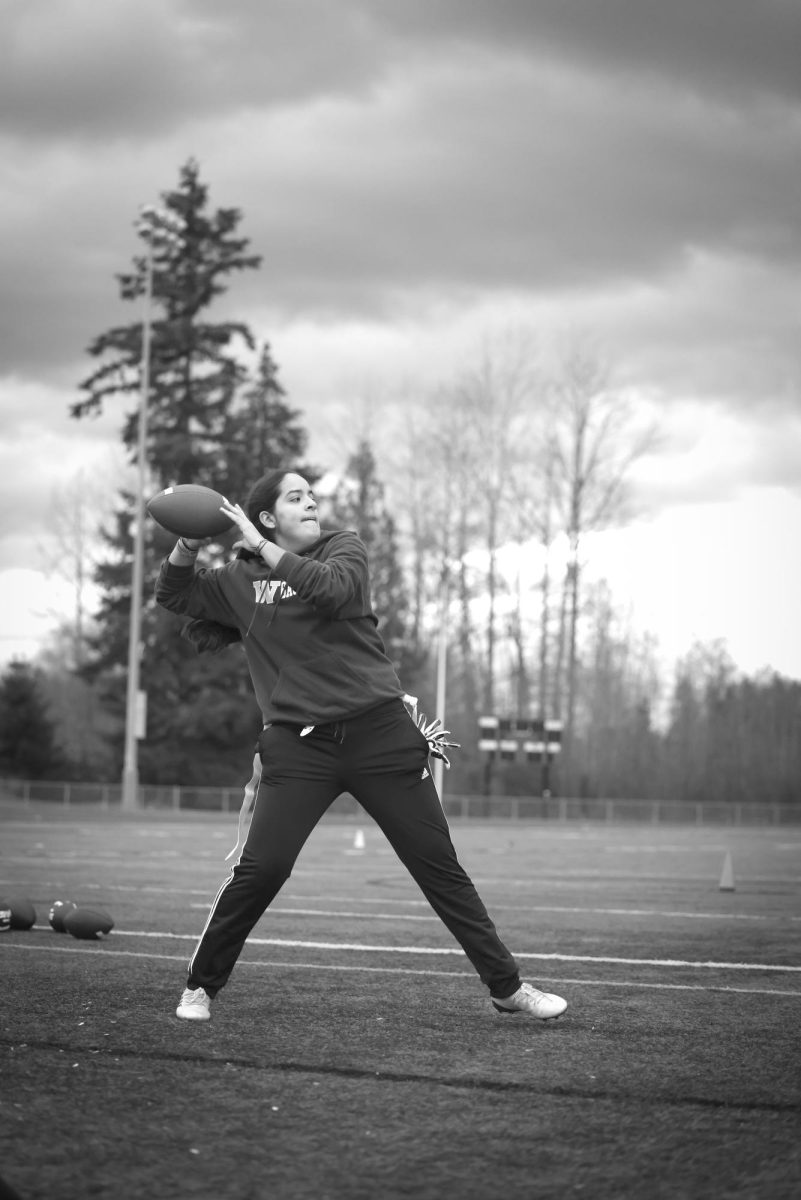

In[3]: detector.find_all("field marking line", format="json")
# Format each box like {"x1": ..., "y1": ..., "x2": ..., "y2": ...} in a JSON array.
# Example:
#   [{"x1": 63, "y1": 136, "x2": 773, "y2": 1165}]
[
  {"x1": 479, "y1": 879, "x2": 801, "y2": 895},
  {"x1": 2, "y1": 880, "x2": 790, "y2": 922},
  {"x1": 19, "y1": 926, "x2": 801, "y2": 972},
  {"x1": 188, "y1": 904, "x2": 441, "y2": 921},
  {"x1": 189, "y1": 901, "x2": 777, "y2": 923},
  {"x1": 3, "y1": 942, "x2": 800, "y2": 999},
  {"x1": 6, "y1": 868, "x2": 800, "y2": 892}
]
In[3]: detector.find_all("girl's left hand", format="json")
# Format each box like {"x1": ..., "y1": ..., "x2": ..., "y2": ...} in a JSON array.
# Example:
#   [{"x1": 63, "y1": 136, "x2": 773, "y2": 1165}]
[{"x1": 417, "y1": 713, "x2": 460, "y2": 769}]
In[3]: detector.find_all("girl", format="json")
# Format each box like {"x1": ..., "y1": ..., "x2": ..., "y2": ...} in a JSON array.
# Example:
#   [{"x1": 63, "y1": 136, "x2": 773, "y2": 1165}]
[{"x1": 155, "y1": 469, "x2": 567, "y2": 1024}]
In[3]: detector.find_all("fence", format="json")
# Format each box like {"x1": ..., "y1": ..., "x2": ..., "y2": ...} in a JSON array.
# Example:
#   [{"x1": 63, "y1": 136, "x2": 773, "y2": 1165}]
[{"x1": 1, "y1": 777, "x2": 798, "y2": 826}]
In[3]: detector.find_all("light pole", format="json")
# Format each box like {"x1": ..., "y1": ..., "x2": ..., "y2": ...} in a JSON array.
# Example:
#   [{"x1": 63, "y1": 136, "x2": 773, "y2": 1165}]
[
  {"x1": 433, "y1": 570, "x2": 449, "y2": 798},
  {"x1": 121, "y1": 205, "x2": 184, "y2": 811}
]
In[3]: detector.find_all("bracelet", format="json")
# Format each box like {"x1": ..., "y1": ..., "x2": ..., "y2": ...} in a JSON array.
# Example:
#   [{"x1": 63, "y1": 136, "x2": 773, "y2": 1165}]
[
  {"x1": 176, "y1": 538, "x2": 200, "y2": 556},
  {"x1": 254, "y1": 538, "x2": 268, "y2": 557}
]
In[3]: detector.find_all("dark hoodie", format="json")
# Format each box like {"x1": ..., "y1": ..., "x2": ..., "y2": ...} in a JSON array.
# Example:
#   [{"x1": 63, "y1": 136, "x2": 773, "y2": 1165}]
[{"x1": 154, "y1": 530, "x2": 404, "y2": 725}]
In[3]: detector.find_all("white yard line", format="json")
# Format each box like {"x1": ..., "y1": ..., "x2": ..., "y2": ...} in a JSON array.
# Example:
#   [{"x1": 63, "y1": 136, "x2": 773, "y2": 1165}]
[
  {"x1": 2, "y1": 941, "x2": 800, "y2": 998},
  {"x1": 2, "y1": 880, "x2": 790, "y2": 921},
  {"x1": 19, "y1": 926, "x2": 801, "y2": 972},
  {"x1": 189, "y1": 901, "x2": 773, "y2": 922}
]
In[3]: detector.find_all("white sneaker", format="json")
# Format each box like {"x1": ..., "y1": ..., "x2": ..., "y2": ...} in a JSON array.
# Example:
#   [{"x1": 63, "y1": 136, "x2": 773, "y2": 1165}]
[
  {"x1": 176, "y1": 986, "x2": 212, "y2": 1021},
  {"x1": 491, "y1": 982, "x2": 567, "y2": 1020}
]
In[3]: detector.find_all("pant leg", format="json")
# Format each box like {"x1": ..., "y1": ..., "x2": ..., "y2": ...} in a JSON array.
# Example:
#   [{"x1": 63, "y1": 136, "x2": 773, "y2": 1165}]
[
  {"x1": 343, "y1": 702, "x2": 521, "y2": 998},
  {"x1": 187, "y1": 726, "x2": 340, "y2": 995}
]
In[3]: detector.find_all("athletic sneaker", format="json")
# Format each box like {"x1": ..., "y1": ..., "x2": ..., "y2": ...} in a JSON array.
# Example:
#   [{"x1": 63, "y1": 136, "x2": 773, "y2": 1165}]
[
  {"x1": 491, "y1": 982, "x2": 567, "y2": 1020},
  {"x1": 176, "y1": 986, "x2": 212, "y2": 1021}
]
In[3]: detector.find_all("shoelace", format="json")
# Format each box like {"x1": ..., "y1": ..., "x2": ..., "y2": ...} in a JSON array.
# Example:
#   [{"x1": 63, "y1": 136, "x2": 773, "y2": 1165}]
[{"x1": 519, "y1": 983, "x2": 547, "y2": 1001}]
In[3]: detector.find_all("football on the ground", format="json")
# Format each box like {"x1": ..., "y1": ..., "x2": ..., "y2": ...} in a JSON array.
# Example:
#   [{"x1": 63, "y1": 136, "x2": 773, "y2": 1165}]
[
  {"x1": 146, "y1": 484, "x2": 234, "y2": 539},
  {"x1": 0, "y1": 896, "x2": 37, "y2": 930},
  {"x1": 64, "y1": 908, "x2": 115, "y2": 940},
  {"x1": 49, "y1": 900, "x2": 79, "y2": 932}
]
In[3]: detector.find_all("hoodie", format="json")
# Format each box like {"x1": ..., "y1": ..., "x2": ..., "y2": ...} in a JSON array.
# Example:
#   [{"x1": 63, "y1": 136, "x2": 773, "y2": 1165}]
[{"x1": 154, "y1": 529, "x2": 404, "y2": 725}]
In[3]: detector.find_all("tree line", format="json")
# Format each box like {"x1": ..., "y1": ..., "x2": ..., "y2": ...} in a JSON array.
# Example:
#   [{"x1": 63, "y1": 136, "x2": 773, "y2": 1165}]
[{"x1": 1, "y1": 160, "x2": 797, "y2": 806}]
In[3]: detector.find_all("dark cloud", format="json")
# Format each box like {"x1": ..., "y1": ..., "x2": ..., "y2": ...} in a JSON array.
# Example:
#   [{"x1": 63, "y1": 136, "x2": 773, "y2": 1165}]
[
  {"x1": 2, "y1": 1, "x2": 191, "y2": 140},
  {"x1": 5, "y1": 0, "x2": 799, "y2": 149},
  {"x1": 0, "y1": 0, "x2": 385, "y2": 142},
  {"x1": 364, "y1": 0, "x2": 801, "y2": 106},
  {"x1": 4, "y1": 37, "x2": 797, "y2": 384},
  {"x1": 241, "y1": 63, "x2": 799, "y2": 296},
  {"x1": 0, "y1": 0, "x2": 798, "y2": 412}
]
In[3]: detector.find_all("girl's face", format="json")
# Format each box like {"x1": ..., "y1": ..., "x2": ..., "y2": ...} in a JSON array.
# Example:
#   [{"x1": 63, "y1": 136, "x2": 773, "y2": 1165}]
[{"x1": 261, "y1": 473, "x2": 320, "y2": 552}]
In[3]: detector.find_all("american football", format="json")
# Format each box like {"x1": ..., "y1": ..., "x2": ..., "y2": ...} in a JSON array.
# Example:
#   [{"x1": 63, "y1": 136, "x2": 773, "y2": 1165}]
[
  {"x1": 49, "y1": 900, "x2": 79, "y2": 932},
  {"x1": 146, "y1": 484, "x2": 234, "y2": 539},
  {"x1": 63, "y1": 907, "x2": 115, "y2": 940},
  {"x1": 0, "y1": 896, "x2": 36, "y2": 930}
]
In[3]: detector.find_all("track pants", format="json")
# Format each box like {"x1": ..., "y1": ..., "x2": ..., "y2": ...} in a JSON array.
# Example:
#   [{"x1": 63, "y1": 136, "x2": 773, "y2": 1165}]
[{"x1": 186, "y1": 698, "x2": 521, "y2": 999}]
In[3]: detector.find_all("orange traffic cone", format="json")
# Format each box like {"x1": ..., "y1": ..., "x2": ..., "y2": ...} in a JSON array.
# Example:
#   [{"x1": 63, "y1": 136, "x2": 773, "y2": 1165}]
[{"x1": 719, "y1": 851, "x2": 735, "y2": 892}]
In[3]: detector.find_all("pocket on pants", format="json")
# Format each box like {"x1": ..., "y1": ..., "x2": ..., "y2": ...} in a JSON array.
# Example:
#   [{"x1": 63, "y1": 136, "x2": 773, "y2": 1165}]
[{"x1": 351, "y1": 702, "x2": 431, "y2": 777}]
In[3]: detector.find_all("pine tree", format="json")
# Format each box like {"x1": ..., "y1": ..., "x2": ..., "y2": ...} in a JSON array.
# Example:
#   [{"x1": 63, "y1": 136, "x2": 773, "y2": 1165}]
[
  {"x1": 218, "y1": 342, "x2": 312, "y2": 494},
  {"x1": 72, "y1": 158, "x2": 262, "y2": 484},
  {"x1": 0, "y1": 661, "x2": 68, "y2": 780},
  {"x1": 69, "y1": 161, "x2": 314, "y2": 784}
]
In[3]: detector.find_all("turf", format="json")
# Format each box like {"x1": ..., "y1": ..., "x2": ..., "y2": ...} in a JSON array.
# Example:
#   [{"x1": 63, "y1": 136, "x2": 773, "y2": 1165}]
[{"x1": 1, "y1": 807, "x2": 800, "y2": 1199}]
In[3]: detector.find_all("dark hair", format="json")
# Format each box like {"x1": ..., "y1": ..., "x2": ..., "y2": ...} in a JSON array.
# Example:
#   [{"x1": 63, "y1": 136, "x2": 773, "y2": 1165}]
[
  {"x1": 181, "y1": 618, "x2": 242, "y2": 654},
  {"x1": 245, "y1": 469, "x2": 294, "y2": 541}
]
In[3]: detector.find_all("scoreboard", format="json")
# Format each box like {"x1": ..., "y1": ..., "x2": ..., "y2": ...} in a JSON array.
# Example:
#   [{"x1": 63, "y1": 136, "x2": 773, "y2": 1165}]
[{"x1": 477, "y1": 716, "x2": 563, "y2": 763}]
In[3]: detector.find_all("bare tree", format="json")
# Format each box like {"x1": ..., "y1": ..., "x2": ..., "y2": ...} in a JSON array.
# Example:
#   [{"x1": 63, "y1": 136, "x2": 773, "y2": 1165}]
[
  {"x1": 453, "y1": 329, "x2": 540, "y2": 714},
  {"x1": 37, "y1": 468, "x2": 116, "y2": 670},
  {"x1": 33, "y1": 468, "x2": 119, "y2": 773},
  {"x1": 578, "y1": 580, "x2": 663, "y2": 799},
  {"x1": 547, "y1": 335, "x2": 657, "y2": 732}
]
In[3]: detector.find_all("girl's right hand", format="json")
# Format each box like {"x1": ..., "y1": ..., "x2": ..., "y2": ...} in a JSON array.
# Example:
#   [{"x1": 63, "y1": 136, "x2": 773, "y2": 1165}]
[{"x1": 220, "y1": 499, "x2": 264, "y2": 553}]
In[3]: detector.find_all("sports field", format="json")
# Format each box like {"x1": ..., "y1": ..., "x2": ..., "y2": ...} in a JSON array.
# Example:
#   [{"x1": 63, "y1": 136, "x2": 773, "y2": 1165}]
[{"x1": 1, "y1": 805, "x2": 800, "y2": 1200}]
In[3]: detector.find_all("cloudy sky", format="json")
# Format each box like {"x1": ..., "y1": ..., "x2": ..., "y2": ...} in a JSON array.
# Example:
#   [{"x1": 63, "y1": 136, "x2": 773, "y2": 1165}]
[{"x1": 1, "y1": 0, "x2": 800, "y2": 682}]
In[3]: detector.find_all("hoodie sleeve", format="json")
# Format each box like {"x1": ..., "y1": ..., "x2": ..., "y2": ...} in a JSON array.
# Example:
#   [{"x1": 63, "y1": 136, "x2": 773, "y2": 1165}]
[
  {"x1": 270, "y1": 532, "x2": 371, "y2": 616},
  {"x1": 155, "y1": 560, "x2": 239, "y2": 624}
]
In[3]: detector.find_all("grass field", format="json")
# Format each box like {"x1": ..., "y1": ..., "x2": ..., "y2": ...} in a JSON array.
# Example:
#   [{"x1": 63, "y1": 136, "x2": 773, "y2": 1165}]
[{"x1": 1, "y1": 804, "x2": 800, "y2": 1200}]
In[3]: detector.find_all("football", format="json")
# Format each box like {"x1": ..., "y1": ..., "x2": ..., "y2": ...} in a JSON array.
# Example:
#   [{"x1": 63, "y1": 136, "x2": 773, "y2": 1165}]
[
  {"x1": 49, "y1": 900, "x2": 79, "y2": 932},
  {"x1": 146, "y1": 484, "x2": 234, "y2": 539},
  {"x1": 63, "y1": 907, "x2": 115, "y2": 940},
  {"x1": 0, "y1": 896, "x2": 36, "y2": 931},
  {"x1": 9, "y1": 896, "x2": 36, "y2": 930}
]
